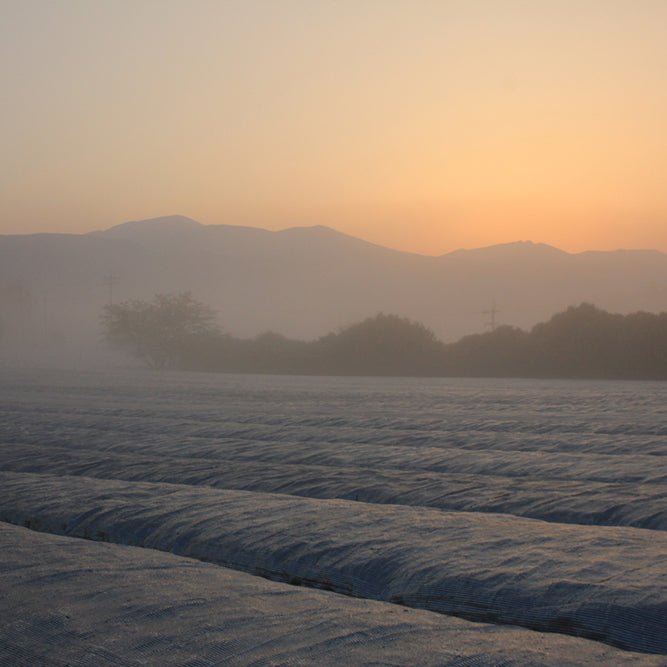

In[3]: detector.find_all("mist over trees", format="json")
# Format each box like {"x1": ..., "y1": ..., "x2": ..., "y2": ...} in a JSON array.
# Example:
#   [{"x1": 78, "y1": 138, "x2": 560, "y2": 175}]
[
  {"x1": 315, "y1": 314, "x2": 446, "y2": 376},
  {"x1": 102, "y1": 298, "x2": 667, "y2": 380},
  {"x1": 440, "y1": 304, "x2": 667, "y2": 379},
  {"x1": 5, "y1": 216, "x2": 667, "y2": 354}
]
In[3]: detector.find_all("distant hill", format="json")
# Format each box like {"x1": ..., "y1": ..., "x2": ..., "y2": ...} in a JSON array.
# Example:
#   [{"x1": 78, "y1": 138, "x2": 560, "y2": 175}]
[{"x1": 1, "y1": 215, "x2": 667, "y2": 363}]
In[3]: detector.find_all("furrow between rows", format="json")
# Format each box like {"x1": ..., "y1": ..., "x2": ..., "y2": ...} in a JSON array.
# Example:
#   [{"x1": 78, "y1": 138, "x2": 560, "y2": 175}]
[
  {"x1": 2, "y1": 522, "x2": 661, "y2": 666},
  {"x1": 1, "y1": 443, "x2": 665, "y2": 530},
  {"x1": 1, "y1": 471, "x2": 665, "y2": 655}
]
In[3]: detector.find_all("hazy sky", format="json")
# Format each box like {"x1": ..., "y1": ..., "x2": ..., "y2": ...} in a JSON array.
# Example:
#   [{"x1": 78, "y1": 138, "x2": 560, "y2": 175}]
[{"x1": 2, "y1": 0, "x2": 667, "y2": 254}]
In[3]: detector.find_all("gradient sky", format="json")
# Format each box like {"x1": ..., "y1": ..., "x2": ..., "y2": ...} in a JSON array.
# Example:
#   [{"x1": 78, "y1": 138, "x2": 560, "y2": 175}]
[{"x1": 2, "y1": 0, "x2": 667, "y2": 254}]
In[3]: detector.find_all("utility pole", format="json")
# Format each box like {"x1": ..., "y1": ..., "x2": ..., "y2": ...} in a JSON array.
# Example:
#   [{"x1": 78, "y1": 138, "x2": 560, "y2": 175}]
[
  {"x1": 104, "y1": 275, "x2": 119, "y2": 306},
  {"x1": 483, "y1": 300, "x2": 500, "y2": 331}
]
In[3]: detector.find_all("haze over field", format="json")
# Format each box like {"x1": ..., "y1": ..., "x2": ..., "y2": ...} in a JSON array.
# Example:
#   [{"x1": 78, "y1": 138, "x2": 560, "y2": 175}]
[
  {"x1": 2, "y1": 215, "x2": 667, "y2": 367},
  {"x1": 4, "y1": 1, "x2": 667, "y2": 367}
]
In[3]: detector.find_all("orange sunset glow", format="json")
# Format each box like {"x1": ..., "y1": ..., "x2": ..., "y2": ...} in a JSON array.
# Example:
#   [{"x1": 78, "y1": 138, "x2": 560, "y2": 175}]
[{"x1": 2, "y1": 0, "x2": 667, "y2": 254}]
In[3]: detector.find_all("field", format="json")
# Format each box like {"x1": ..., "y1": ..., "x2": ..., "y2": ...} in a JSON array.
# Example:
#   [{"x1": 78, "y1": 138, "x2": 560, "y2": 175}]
[{"x1": 1, "y1": 368, "x2": 666, "y2": 665}]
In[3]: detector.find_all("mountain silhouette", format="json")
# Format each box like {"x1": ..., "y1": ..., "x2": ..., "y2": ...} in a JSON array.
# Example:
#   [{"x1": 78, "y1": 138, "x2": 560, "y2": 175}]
[{"x1": 2, "y1": 216, "x2": 667, "y2": 360}]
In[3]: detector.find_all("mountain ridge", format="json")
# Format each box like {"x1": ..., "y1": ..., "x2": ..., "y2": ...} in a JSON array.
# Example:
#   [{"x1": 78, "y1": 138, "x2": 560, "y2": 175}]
[
  {"x1": 1, "y1": 215, "x2": 667, "y2": 365},
  {"x1": 95, "y1": 215, "x2": 667, "y2": 258},
  {"x1": 5, "y1": 215, "x2": 665, "y2": 259}
]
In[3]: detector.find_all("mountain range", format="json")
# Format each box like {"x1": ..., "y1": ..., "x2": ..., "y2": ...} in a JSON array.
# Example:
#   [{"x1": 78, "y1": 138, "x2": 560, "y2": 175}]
[{"x1": 2, "y1": 215, "x2": 667, "y2": 361}]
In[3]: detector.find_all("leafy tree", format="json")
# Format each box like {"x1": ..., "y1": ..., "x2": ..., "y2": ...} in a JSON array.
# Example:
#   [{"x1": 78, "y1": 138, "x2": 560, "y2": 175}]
[
  {"x1": 102, "y1": 293, "x2": 219, "y2": 368},
  {"x1": 444, "y1": 325, "x2": 529, "y2": 377},
  {"x1": 529, "y1": 303, "x2": 626, "y2": 377},
  {"x1": 316, "y1": 313, "x2": 445, "y2": 375}
]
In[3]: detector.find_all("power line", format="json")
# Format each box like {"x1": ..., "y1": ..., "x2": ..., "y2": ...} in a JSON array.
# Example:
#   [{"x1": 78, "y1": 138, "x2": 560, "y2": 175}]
[{"x1": 482, "y1": 300, "x2": 500, "y2": 331}]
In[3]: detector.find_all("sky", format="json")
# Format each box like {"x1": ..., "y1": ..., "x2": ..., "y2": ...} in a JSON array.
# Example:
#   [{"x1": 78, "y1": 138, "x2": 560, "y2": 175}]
[{"x1": 2, "y1": 0, "x2": 667, "y2": 255}]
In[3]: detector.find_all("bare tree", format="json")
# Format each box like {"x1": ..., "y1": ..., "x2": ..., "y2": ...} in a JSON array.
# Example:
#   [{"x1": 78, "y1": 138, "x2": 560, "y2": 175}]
[{"x1": 102, "y1": 293, "x2": 219, "y2": 368}]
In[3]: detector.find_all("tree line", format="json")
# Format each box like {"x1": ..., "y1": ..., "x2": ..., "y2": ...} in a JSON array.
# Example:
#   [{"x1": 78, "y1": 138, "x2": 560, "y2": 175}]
[{"x1": 102, "y1": 294, "x2": 667, "y2": 380}]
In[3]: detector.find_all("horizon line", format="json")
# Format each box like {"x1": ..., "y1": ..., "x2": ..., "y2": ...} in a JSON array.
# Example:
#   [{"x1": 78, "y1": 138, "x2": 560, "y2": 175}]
[{"x1": 2, "y1": 214, "x2": 666, "y2": 258}]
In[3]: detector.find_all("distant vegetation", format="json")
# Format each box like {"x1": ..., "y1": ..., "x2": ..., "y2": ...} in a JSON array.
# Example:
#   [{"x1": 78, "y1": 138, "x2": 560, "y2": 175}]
[
  {"x1": 103, "y1": 297, "x2": 667, "y2": 380},
  {"x1": 102, "y1": 293, "x2": 220, "y2": 369}
]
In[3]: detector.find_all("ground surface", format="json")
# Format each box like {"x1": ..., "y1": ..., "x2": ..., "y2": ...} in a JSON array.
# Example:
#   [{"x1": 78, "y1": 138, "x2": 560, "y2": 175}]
[{"x1": 1, "y1": 368, "x2": 665, "y2": 665}]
